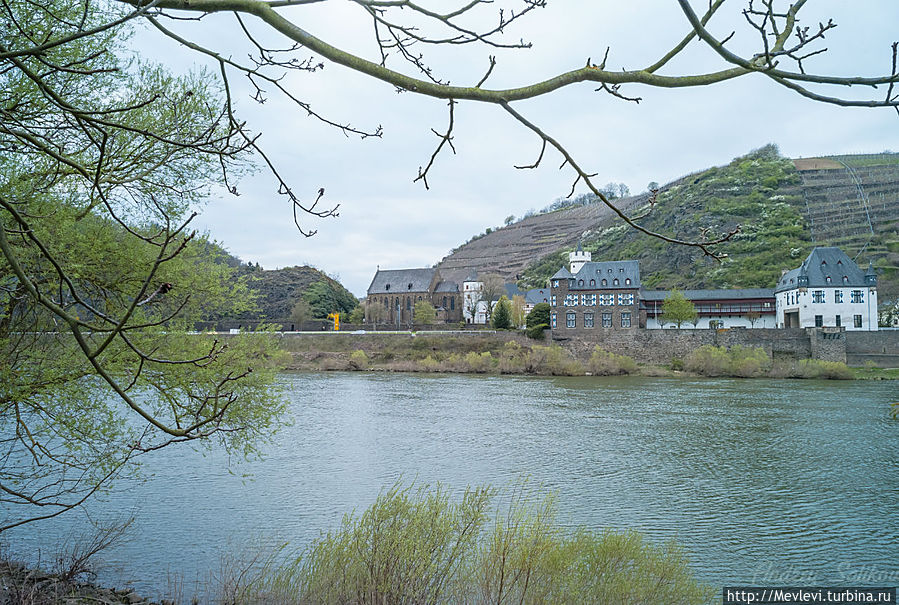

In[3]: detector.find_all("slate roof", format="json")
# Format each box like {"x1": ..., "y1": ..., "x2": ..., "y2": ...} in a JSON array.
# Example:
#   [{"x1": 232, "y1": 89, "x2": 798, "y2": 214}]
[
  {"x1": 551, "y1": 266, "x2": 573, "y2": 280},
  {"x1": 526, "y1": 288, "x2": 550, "y2": 305},
  {"x1": 774, "y1": 247, "x2": 872, "y2": 293},
  {"x1": 569, "y1": 260, "x2": 641, "y2": 290},
  {"x1": 504, "y1": 283, "x2": 524, "y2": 299},
  {"x1": 640, "y1": 288, "x2": 775, "y2": 302},
  {"x1": 435, "y1": 280, "x2": 459, "y2": 293},
  {"x1": 367, "y1": 268, "x2": 436, "y2": 295}
]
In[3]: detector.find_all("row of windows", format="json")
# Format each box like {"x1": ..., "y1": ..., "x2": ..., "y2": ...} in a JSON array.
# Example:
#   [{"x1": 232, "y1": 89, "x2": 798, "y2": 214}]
[
  {"x1": 814, "y1": 314, "x2": 863, "y2": 328},
  {"x1": 787, "y1": 289, "x2": 865, "y2": 305},
  {"x1": 551, "y1": 312, "x2": 632, "y2": 328},
  {"x1": 555, "y1": 293, "x2": 634, "y2": 307},
  {"x1": 551, "y1": 277, "x2": 633, "y2": 288},
  {"x1": 377, "y1": 295, "x2": 456, "y2": 311}
]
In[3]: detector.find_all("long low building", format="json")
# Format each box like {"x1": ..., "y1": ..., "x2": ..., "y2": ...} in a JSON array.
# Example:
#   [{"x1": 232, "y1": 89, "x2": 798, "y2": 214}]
[{"x1": 641, "y1": 289, "x2": 776, "y2": 329}]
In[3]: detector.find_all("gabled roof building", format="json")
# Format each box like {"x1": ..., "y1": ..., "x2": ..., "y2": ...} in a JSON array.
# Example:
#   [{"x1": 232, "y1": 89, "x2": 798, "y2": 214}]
[
  {"x1": 775, "y1": 247, "x2": 878, "y2": 331},
  {"x1": 366, "y1": 267, "x2": 462, "y2": 326}
]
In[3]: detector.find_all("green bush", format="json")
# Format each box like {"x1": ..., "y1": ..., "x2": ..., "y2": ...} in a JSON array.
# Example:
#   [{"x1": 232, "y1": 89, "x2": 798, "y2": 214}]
[
  {"x1": 239, "y1": 482, "x2": 711, "y2": 605},
  {"x1": 463, "y1": 351, "x2": 494, "y2": 373},
  {"x1": 685, "y1": 345, "x2": 771, "y2": 377},
  {"x1": 526, "y1": 323, "x2": 548, "y2": 340},
  {"x1": 348, "y1": 349, "x2": 369, "y2": 370},
  {"x1": 526, "y1": 302, "x2": 551, "y2": 328},
  {"x1": 418, "y1": 354, "x2": 440, "y2": 372},
  {"x1": 588, "y1": 347, "x2": 638, "y2": 375},
  {"x1": 796, "y1": 359, "x2": 854, "y2": 379}
]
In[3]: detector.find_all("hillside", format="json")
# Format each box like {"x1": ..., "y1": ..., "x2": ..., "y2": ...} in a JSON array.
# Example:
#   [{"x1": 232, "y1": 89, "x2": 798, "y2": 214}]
[
  {"x1": 203, "y1": 245, "x2": 357, "y2": 322},
  {"x1": 436, "y1": 147, "x2": 899, "y2": 299}
]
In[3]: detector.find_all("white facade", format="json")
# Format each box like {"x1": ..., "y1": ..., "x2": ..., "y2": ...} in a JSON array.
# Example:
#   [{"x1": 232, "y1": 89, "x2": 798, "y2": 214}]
[
  {"x1": 462, "y1": 277, "x2": 486, "y2": 323},
  {"x1": 569, "y1": 246, "x2": 591, "y2": 275},
  {"x1": 774, "y1": 247, "x2": 878, "y2": 331},
  {"x1": 645, "y1": 314, "x2": 777, "y2": 330},
  {"x1": 776, "y1": 286, "x2": 878, "y2": 331}
]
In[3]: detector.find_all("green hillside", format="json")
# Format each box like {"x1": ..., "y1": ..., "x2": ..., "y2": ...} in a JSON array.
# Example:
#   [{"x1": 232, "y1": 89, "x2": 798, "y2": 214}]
[{"x1": 509, "y1": 146, "x2": 899, "y2": 298}]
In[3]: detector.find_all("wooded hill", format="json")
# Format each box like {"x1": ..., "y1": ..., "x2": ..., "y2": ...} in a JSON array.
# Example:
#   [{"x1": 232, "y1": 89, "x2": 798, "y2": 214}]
[
  {"x1": 205, "y1": 247, "x2": 357, "y2": 323},
  {"x1": 436, "y1": 146, "x2": 899, "y2": 300}
]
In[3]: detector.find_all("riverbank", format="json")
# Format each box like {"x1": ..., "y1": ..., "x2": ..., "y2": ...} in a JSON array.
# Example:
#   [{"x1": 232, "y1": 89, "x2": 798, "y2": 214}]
[
  {"x1": 276, "y1": 332, "x2": 898, "y2": 379},
  {"x1": 0, "y1": 558, "x2": 168, "y2": 605}
]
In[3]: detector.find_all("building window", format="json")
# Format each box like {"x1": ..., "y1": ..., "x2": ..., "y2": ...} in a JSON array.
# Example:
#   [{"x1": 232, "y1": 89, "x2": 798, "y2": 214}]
[
  {"x1": 600, "y1": 294, "x2": 614, "y2": 306},
  {"x1": 578, "y1": 279, "x2": 584, "y2": 286},
  {"x1": 551, "y1": 295, "x2": 556, "y2": 306},
  {"x1": 442, "y1": 296, "x2": 447, "y2": 308},
  {"x1": 621, "y1": 312, "x2": 631, "y2": 328},
  {"x1": 566, "y1": 312, "x2": 576, "y2": 328},
  {"x1": 854, "y1": 314, "x2": 863, "y2": 328},
  {"x1": 551, "y1": 312, "x2": 557, "y2": 328},
  {"x1": 552, "y1": 280, "x2": 559, "y2": 288},
  {"x1": 564, "y1": 294, "x2": 578, "y2": 306},
  {"x1": 406, "y1": 298, "x2": 411, "y2": 311},
  {"x1": 851, "y1": 290, "x2": 864, "y2": 303},
  {"x1": 812, "y1": 290, "x2": 825, "y2": 303},
  {"x1": 385, "y1": 284, "x2": 391, "y2": 291},
  {"x1": 601, "y1": 279, "x2": 607, "y2": 286},
  {"x1": 825, "y1": 276, "x2": 832, "y2": 284},
  {"x1": 584, "y1": 312, "x2": 594, "y2": 328},
  {"x1": 450, "y1": 297, "x2": 455, "y2": 310},
  {"x1": 814, "y1": 315, "x2": 823, "y2": 327},
  {"x1": 625, "y1": 278, "x2": 631, "y2": 285},
  {"x1": 843, "y1": 275, "x2": 848, "y2": 283},
  {"x1": 590, "y1": 279, "x2": 595, "y2": 286},
  {"x1": 613, "y1": 278, "x2": 619, "y2": 286},
  {"x1": 581, "y1": 293, "x2": 596, "y2": 306},
  {"x1": 835, "y1": 315, "x2": 841, "y2": 327},
  {"x1": 602, "y1": 312, "x2": 612, "y2": 328},
  {"x1": 618, "y1": 293, "x2": 634, "y2": 305},
  {"x1": 835, "y1": 290, "x2": 844, "y2": 304}
]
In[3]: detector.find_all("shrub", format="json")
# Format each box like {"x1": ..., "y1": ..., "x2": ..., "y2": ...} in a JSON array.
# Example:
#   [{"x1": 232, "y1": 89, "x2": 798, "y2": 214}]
[
  {"x1": 588, "y1": 347, "x2": 638, "y2": 375},
  {"x1": 526, "y1": 302, "x2": 551, "y2": 328},
  {"x1": 526, "y1": 323, "x2": 548, "y2": 340},
  {"x1": 527, "y1": 345, "x2": 584, "y2": 376},
  {"x1": 348, "y1": 350, "x2": 369, "y2": 370},
  {"x1": 242, "y1": 482, "x2": 711, "y2": 605},
  {"x1": 796, "y1": 359, "x2": 854, "y2": 380},
  {"x1": 418, "y1": 355, "x2": 440, "y2": 372},
  {"x1": 670, "y1": 356, "x2": 684, "y2": 371},
  {"x1": 684, "y1": 345, "x2": 731, "y2": 376},
  {"x1": 685, "y1": 345, "x2": 771, "y2": 377},
  {"x1": 463, "y1": 351, "x2": 494, "y2": 373}
]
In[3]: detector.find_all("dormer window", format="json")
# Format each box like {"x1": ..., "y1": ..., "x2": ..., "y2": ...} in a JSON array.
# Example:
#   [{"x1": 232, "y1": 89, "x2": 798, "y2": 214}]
[
  {"x1": 578, "y1": 279, "x2": 584, "y2": 286},
  {"x1": 590, "y1": 279, "x2": 595, "y2": 286},
  {"x1": 843, "y1": 275, "x2": 848, "y2": 283},
  {"x1": 408, "y1": 283, "x2": 413, "y2": 290},
  {"x1": 613, "y1": 278, "x2": 619, "y2": 286},
  {"x1": 625, "y1": 278, "x2": 631, "y2": 285},
  {"x1": 601, "y1": 279, "x2": 607, "y2": 286},
  {"x1": 821, "y1": 260, "x2": 827, "y2": 266},
  {"x1": 825, "y1": 276, "x2": 831, "y2": 283},
  {"x1": 619, "y1": 268, "x2": 624, "y2": 273},
  {"x1": 385, "y1": 284, "x2": 391, "y2": 291},
  {"x1": 607, "y1": 269, "x2": 612, "y2": 274}
]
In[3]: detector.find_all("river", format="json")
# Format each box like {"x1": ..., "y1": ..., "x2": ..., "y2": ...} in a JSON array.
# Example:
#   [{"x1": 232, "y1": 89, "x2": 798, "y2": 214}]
[{"x1": 6, "y1": 373, "x2": 899, "y2": 598}]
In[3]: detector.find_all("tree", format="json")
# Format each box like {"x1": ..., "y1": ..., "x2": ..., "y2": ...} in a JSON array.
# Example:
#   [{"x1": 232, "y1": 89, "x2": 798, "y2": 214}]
[
  {"x1": 527, "y1": 302, "x2": 551, "y2": 329},
  {"x1": 661, "y1": 290, "x2": 698, "y2": 328},
  {"x1": 0, "y1": 0, "x2": 298, "y2": 531},
  {"x1": 365, "y1": 299, "x2": 386, "y2": 325},
  {"x1": 291, "y1": 298, "x2": 313, "y2": 327},
  {"x1": 348, "y1": 304, "x2": 366, "y2": 324},
  {"x1": 511, "y1": 294, "x2": 527, "y2": 328},
  {"x1": 303, "y1": 280, "x2": 358, "y2": 319},
  {"x1": 479, "y1": 274, "x2": 506, "y2": 324},
  {"x1": 746, "y1": 311, "x2": 761, "y2": 328},
  {"x1": 491, "y1": 296, "x2": 513, "y2": 329},
  {"x1": 413, "y1": 300, "x2": 437, "y2": 325}
]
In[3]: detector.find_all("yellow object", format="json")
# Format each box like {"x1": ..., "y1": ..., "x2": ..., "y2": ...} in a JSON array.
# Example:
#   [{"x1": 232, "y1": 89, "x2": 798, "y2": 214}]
[{"x1": 327, "y1": 312, "x2": 340, "y2": 331}]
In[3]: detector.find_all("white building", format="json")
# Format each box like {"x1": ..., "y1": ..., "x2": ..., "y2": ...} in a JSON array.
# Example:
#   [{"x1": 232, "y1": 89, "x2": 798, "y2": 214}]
[
  {"x1": 642, "y1": 289, "x2": 776, "y2": 329},
  {"x1": 775, "y1": 247, "x2": 878, "y2": 331}
]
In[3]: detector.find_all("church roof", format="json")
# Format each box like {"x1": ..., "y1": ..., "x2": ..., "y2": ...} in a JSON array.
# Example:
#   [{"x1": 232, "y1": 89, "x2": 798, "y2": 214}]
[
  {"x1": 367, "y1": 268, "x2": 436, "y2": 294},
  {"x1": 551, "y1": 266, "x2": 573, "y2": 280}
]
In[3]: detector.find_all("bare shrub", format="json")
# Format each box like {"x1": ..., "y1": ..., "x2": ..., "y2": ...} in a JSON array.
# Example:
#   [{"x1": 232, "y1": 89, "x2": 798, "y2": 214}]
[{"x1": 588, "y1": 347, "x2": 638, "y2": 375}]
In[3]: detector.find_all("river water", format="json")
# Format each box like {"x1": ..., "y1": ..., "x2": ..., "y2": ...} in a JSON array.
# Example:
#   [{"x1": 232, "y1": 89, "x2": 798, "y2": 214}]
[{"x1": 6, "y1": 373, "x2": 899, "y2": 597}]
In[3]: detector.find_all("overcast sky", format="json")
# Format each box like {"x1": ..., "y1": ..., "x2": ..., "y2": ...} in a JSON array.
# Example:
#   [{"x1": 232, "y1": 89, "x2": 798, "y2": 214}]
[{"x1": 136, "y1": 1, "x2": 899, "y2": 297}]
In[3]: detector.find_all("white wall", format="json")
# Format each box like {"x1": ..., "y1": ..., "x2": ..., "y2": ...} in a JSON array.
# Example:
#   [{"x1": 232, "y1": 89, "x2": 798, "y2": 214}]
[{"x1": 776, "y1": 287, "x2": 878, "y2": 331}]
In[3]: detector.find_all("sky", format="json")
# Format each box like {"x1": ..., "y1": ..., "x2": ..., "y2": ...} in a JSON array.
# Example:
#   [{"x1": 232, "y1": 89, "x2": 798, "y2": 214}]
[{"x1": 134, "y1": 1, "x2": 899, "y2": 297}]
